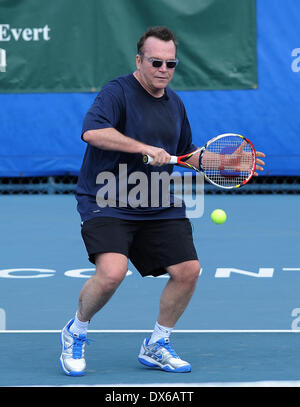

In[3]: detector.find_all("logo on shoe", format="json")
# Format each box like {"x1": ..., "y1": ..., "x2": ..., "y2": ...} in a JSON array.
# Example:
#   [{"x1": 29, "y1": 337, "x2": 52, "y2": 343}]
[{"x1": 152, "y1": 352, "x2": 163, "y2": 360}]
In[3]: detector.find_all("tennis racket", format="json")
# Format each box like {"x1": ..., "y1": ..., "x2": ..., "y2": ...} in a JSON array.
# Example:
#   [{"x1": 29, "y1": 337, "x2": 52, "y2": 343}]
[{"x1": 143, "y1": 133, "x2": 257, "y2": 189}]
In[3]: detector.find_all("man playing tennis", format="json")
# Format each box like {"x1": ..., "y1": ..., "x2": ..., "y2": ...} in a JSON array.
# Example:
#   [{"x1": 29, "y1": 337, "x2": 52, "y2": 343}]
[{"x1": 59, "y1": 26, "x2": 265, "y2": 376}]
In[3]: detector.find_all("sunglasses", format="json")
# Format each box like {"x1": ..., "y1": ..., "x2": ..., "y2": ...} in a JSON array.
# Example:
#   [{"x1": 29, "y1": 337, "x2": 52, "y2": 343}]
[{"x1": 139, "y1": 53, "x2": 179, "y2": 69}]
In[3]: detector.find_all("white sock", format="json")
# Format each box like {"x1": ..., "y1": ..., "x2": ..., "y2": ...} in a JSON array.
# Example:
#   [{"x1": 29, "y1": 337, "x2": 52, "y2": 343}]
[
  {"x1": 148, "y1": 321, "x2": 173, "y2": 344},
  {"x1": 69, "y1": 312, "x2": 89, "y2": 336}
]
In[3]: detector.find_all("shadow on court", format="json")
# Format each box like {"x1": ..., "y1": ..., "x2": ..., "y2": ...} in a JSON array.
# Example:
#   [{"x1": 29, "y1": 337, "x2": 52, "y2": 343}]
[{"x1": 1, "y1": 332, "x2": 300, "y2": 386}]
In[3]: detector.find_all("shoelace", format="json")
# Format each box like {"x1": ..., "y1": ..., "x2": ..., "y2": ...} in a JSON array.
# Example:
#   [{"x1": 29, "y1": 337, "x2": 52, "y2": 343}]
[
  {"x1": 162, "y1": 341, "x2": 179, "y2": 358},
  {"x1": 73, "y1": 336, "x2": 90, "y2": 359},
  {"x1": 153, "y1": 339, "x2": 179, "y2": 359},
  {"x1": 65, "y1": 335, "x2": 91, "y2": 359}
]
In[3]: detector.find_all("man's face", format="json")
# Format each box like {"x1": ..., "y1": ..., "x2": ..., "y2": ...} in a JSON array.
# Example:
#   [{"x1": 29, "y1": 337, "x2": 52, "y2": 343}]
[{"x1": 136, "y1": 37, "x2": 177, "y2": 95}]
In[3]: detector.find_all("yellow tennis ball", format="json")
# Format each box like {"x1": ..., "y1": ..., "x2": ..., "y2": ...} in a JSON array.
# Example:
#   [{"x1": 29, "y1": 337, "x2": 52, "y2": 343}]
[{"x1": 211, "y1": 209, "x2": 227, "y2": 224}]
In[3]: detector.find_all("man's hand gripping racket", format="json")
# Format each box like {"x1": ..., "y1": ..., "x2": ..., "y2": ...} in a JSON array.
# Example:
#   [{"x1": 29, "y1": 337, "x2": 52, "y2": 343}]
[{"x1": 143, "y1": 133, "x2": 265, "y2": 189}]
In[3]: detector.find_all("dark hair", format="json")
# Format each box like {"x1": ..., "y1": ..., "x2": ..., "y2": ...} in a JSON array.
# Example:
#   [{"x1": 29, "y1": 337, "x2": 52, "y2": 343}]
[{"x1": 137, "y1": 26, "x2": 178, "y2": 54}]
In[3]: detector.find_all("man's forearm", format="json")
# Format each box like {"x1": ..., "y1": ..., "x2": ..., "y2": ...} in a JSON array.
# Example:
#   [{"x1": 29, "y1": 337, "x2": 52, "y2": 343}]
[
  {"x1": 82, "y1": 128, "x2": 147, "y2": 155},
  {"x1": 82, "y1": 127, "x2": 171, "y2": 166}
]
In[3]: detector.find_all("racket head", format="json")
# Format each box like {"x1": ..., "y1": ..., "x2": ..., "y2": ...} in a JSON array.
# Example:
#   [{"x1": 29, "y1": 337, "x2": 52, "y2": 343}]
[{"x1": 200, "y1": 133, "x2": 256, "y2": 189}]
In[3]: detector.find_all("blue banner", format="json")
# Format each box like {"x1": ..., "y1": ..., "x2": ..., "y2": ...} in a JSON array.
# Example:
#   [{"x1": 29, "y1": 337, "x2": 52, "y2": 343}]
[{"x1": 0, "y1": 0, "x2": 299, "y2": 177}]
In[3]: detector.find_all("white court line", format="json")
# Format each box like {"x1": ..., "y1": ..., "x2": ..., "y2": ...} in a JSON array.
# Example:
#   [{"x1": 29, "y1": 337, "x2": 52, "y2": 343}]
[
  {"x1": 13, "y1": 380, "x2": 300, "y2": 387},
  {"x1": 122, "y1": 380, "x2": 300, "y2": 387},
  {"x1": 0, "y1": 329, "x2": 300, "y2": 333}
]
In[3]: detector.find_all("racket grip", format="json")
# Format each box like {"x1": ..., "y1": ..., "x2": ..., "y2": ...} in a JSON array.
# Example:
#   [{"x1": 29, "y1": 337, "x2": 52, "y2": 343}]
[
  {"x1": 143, "y1": 155, "x2": 177, "y2": 165},
  {"x1": 143, "y1": 154, "x2": 153, "y2": 164}
]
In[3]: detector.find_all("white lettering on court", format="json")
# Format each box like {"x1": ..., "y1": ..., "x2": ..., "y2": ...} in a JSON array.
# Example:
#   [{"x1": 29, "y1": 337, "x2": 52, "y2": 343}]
[
  {"x1": 215, "y1": 268, "x2": 274, "y2": 278},
  {"x1": 0, "y1": 268, "x2": 55, "y2": 278}
]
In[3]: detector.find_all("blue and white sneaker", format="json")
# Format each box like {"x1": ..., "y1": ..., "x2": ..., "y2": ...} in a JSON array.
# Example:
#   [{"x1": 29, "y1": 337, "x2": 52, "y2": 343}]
[
  {"x1": 59, "y1": 319, "x2": 89, "y2": 376},
  {"x1": 138, "y1": 337, "x2": 191, "y2": 373}
]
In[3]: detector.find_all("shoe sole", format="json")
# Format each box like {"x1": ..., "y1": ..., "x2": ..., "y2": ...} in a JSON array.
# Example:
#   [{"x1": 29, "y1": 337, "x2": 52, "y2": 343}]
[{"x1": 138, "y1": 357, "x2": 191, "y2": 373}]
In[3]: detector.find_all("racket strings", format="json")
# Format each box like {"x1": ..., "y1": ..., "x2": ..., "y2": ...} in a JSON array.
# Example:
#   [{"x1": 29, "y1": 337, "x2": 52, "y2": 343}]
[{"x1": 201, "y1": 137, "x2": 255, "y2": 187}]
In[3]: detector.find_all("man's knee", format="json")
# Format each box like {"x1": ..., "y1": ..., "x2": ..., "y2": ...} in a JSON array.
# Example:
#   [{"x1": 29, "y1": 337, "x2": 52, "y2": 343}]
[
  {"x1": 94, "y1": 252, "x2": 128, "y2": 291},
  {"x1": 167, "y1": 260, "x2": 201, "y2": 285}
]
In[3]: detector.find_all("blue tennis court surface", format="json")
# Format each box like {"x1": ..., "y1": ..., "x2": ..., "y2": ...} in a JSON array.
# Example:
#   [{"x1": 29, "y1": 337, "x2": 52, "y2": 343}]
[{"x1": 1, "y1": 193, "x2": 300, "y2": 386}]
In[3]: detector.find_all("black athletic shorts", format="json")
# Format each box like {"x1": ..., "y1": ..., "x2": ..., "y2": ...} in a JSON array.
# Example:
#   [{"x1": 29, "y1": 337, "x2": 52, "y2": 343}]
[{"x1": 81, "y1": 216, "x2": 198, "y2": 277}]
